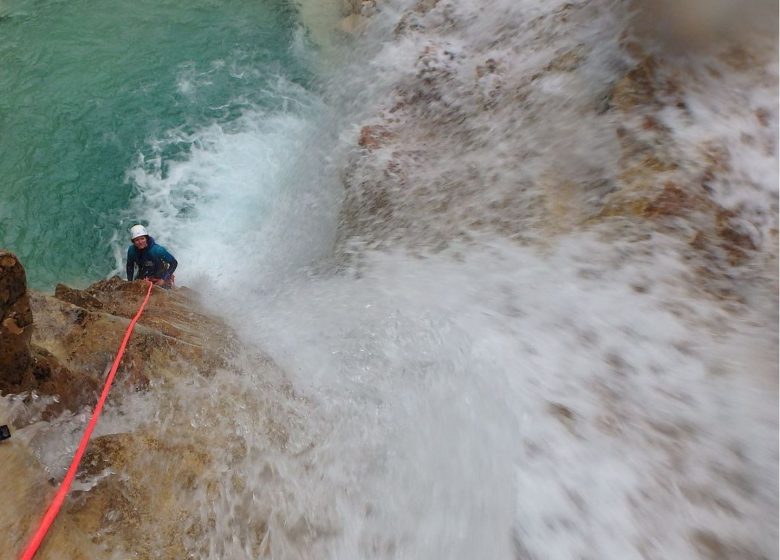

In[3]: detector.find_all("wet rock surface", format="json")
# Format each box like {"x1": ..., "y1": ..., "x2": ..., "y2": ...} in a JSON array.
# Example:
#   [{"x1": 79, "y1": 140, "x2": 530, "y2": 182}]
[
  {"x1": 338, "y1": 0, "x2": 778, "y2": 292},
  {"x1": 0, "y1": 259, "x2": 244, "y2": 558},
  {"x1": 65, "y1": 431, "x2": 213, "y2": 558},
  {"x1": 0, "y1": 251, "x2": 33, "y2": 383},
  {"x1": 0, "y1": 440, "x2": 104, "y2": 560}
]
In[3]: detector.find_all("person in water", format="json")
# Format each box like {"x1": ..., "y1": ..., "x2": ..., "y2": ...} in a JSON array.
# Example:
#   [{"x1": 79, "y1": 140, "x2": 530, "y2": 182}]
[{"x1": 126, "y1": 224, "x2": 177, "y2": 288}]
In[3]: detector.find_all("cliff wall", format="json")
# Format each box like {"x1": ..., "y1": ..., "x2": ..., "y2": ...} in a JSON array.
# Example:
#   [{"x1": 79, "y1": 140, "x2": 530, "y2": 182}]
[{"x1": 0, "y1": 251, "x2": 243, "y2": 558}]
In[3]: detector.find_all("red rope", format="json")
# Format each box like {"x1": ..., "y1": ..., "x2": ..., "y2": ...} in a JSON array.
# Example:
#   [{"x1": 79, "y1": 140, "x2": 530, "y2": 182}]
[{"x1": 20, "y1": 280, "x2": 155, "y2": 560}]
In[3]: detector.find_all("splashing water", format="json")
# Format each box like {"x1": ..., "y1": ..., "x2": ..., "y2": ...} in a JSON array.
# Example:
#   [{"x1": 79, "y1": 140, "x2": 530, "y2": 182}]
[
  {"x1": 5, "y1": 0, "x2": 777, "y2": 558},
  {"x1": 119, "y1": 0, "x2": 777, "y2": 558}
]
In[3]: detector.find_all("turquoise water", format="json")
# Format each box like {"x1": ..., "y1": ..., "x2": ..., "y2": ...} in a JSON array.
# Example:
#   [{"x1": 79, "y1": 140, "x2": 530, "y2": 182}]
[{"x1": 0, "y1": 0, "x2": 308, "y2": 289}]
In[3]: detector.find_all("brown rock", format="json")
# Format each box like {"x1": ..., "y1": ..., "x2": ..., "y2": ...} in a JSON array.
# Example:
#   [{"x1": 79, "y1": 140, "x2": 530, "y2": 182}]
[
  {"x1": 394, "y1": 0, "x2": 440, "y2": 35},
  {"x1": 64, "y1": 432, "x2": 214, "y2": 558},
  {"x1": 0, "y1": 440, "x2": 104, "y2": 559},
  {"x1": 54, "y1": 283, "x2": 104, "y2": 311},
  {"x1": 755, "y1": 107, "x2": 771, "y2": 127},
  {"x1": 32, "y1": 278, "x2": 234, "y2": 390},
  {"x1": 720, "y1": 45, "x2": 756, "y2": 71},
  {"x1": 643, "y1": 182, "x2": 693, "y2": 217},
  {"x1": 0, "y1": 252, "x2": 104, "y2": 416},
  {"x1": 358, "y1": 125, "x2": 393, "y2": 150},
  {"x1": 544, "y1": 50, "x2": 584, "y2": 73},
  {"x1": 547, "y1": 402, "x2": 577, "y2": 435},
  {"x1": 2, "y1": 316, "x2": 24, "y2": 335},
  {"x1": 476, "y1": 58, "x2": 499, "y2": 78},
  {"x1": 414, "y1": 0, "x2": 439, "y2": 13},
  {"x1": 716, "y1": 209, "x2": 757, "y2": 265},
  {"x1": 611, "y1": 56, "x2": 657, "y2": 112},
  {"x1": 0, "y1": 344, "x2": 100, "y2": 419},
  {"x1": 0, "y1": 256, "x2": 273, "y2": 559},
  {"x1": 0, "y1": 251, "x2": 33, "y2": 385}
]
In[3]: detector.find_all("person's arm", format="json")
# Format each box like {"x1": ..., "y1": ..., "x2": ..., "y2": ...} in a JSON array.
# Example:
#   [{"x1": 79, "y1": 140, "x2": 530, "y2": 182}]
[
  {"x1": 159, "y1": 248, "x2": 177, "y2": 280},
  {"x1": 126, "y1": 247, "x2": 135, "y2": 281}
]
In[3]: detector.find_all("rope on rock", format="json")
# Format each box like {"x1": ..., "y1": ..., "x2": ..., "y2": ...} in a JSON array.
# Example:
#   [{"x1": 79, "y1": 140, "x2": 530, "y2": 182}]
[{"x1": 20, "y1": 280, "x2": 154, "y2": 560}]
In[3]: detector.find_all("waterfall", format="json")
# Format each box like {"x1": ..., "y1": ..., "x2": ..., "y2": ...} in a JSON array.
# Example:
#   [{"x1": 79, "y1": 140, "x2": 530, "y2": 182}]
[{"x1": 2, "y1": 0, "x2": 776, "y2": 557}]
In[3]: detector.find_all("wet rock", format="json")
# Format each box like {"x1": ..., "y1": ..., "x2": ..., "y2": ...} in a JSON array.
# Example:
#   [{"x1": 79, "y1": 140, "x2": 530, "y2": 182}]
[
  {"x1": 394, "y1": 0, "x2": 440, "y2": 35},
  {"x1": 339, "y1": 13, "x2": 365, "y2": 34},
  {"x1": 543, "y1": 49, "x2": 585, "y2": 73},
  {"x1": 30, "y1": 285, "x2": 231, "y2": 393},
  {"x1": 54, "y1": 283, "x2": 104, "y2": 311},
  {"x1": 1, "y1": 346, "x2": 100, "y2": 419},
  {"x1": 0, "y1": 252, "x2": 100, "y2": 416},
  {"x1": 358, "y1": 125, "x2": 393, "y2": 150},
  {"x1": 42, "y1": 276, "x2": 234, "y2": 352},
  {"x1": 338, "y1": 0, "x2": 376, "y2": 32},
  {"x1": 1, "y1": 251, "x2": 234, "y2": 415},
  {"x1": 690, "y1": 529, "x2": 768, "y2": 560},
  {"x1": 0, "y1": 440, "x2": 104, "y2": 559},
  {"x1": 643, "y1": 182, "x2": 695, "y2": 217},
  {"x1": 414, "y1": 0, "x2": 439, "y2": 13},
  {"x1": 340, "y1": 0, "x2": 364, "y2": 16},
  {"x1": 0, "y1": 251, "x2": 33, "y2": 382},
  {"x1": 716, "y1": 210, "x2": 757, "y2": 251},
  {"x1": 0, "y1": 263, "x2": 276, "y2": 559},
  {"x1": 547, "y1": 402, "x2": 577, "y2": 435},
  {"x1": 755, "y1": 108, "x2": 771, "y2": 128},
  {"x1": 2, "y1": 270, "x2": 260, "y2": 558},
  {"x1": 610, "y1": 56, "x2": 657, "y2": 111},
  {"x1": 65, "y1": 431, "x2": 214, "y2": 558}
]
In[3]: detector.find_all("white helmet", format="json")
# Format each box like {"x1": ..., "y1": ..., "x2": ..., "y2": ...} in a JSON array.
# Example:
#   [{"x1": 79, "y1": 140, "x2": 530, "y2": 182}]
[{"x1": 129, "y1": 224, "x2": 148, "y2": 240}]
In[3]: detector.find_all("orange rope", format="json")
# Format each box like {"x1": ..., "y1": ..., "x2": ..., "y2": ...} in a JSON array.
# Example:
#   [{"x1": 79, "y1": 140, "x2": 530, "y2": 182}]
[{"x1": 20, "y1": 280, "x2": 155, "y2": 560}]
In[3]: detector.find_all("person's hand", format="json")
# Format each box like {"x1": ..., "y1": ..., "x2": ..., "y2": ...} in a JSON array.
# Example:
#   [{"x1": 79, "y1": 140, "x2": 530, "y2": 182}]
[{"x1": 153, "y1": 278, "x2": 166, "y2": 286}]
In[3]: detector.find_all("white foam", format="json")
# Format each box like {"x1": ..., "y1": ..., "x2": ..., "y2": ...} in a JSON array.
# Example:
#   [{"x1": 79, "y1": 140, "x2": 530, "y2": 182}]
[
  {"x1": 107, "y1": 0, "x2": 778, "y2": 557},
  {"x1": 119, "y1": 76, "x2": 343, "y2": 296},
  {"x1": 216, "y1": 234, "x2": 777, "y2": 559}
]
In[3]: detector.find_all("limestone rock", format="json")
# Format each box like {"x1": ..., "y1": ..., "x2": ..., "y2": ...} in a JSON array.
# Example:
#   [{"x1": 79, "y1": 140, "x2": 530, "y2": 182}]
[
  {"x1": 0, "y1": 440, "x2": 103, "y2": 559},
  {"x1": 63, "y1": 431, "x2": 213, "y2": 558},
  {"x1": 0, "y1": 250, "x2": 100, "y2": 416},
  {"x1": 32, "y1": 277, "x2": 234, "y2": 390},
  {"x1": 0, "y1": 346, "x2": 100, "y2": 418},
  {"x1": 0, "y1": 253, "x2": 235, "y2": 415},
  {"x1": 358, "y1": 124, "x2": 393, "y2": 150},
  {"x1": 0, "y1": 252, "x2": 274, "y2": 559},
  {"x1": 54, "y1": 283, "x2": 104, "y2": 311},
  {"x1": 0, "y1": 251, "x2": 33, "y2": 382}
]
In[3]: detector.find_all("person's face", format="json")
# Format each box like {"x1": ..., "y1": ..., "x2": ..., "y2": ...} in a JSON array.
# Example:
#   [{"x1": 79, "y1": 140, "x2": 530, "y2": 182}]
[{"x1": 132, "y1": 236, "x2": 148, "y2": 250}]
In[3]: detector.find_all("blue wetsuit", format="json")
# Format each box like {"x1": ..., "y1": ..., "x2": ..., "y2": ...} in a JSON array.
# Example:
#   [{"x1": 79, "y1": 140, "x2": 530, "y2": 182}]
[{"x1": 126, "y1": 237, "x2": 178, "y2": 282}]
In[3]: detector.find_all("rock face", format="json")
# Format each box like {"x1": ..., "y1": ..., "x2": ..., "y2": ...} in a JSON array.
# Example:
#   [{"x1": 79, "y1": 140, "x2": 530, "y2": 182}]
[
  {"x1": 0, "y1": 251, "x2": 33, "y2": 383},
  {"x1": 0, "y1": 251, "x2": 104, "y2": 415},
  {"x1": 0, "y1": 254, "x2": 242, "y2": 558},
  {"x1": 337, "y1": 0, "x2": 778, "y2": 293},
  {"x1": 29, "y1": 276, "x2": 233, "y2": 397},
  {"x1": 1, "y1": 439, "x2": 104, "y2": 560},
  {"x1": 1, "y1": 260, "x2": 234, "y2": 417}
]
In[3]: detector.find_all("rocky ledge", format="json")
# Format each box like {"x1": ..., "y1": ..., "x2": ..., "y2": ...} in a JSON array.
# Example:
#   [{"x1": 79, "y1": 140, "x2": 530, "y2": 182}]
[{"x1": 0, "y1": 250, "x2": 238, "y2": 558}]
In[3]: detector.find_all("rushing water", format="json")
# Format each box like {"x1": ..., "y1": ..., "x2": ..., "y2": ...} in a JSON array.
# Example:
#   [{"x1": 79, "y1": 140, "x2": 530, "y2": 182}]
[
  {"x1": 0, "y1": 0, "x2": 306, "y2": 289},
  {"x1": 2, "y1": 0, "x2": 778, "y2": 558}
]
